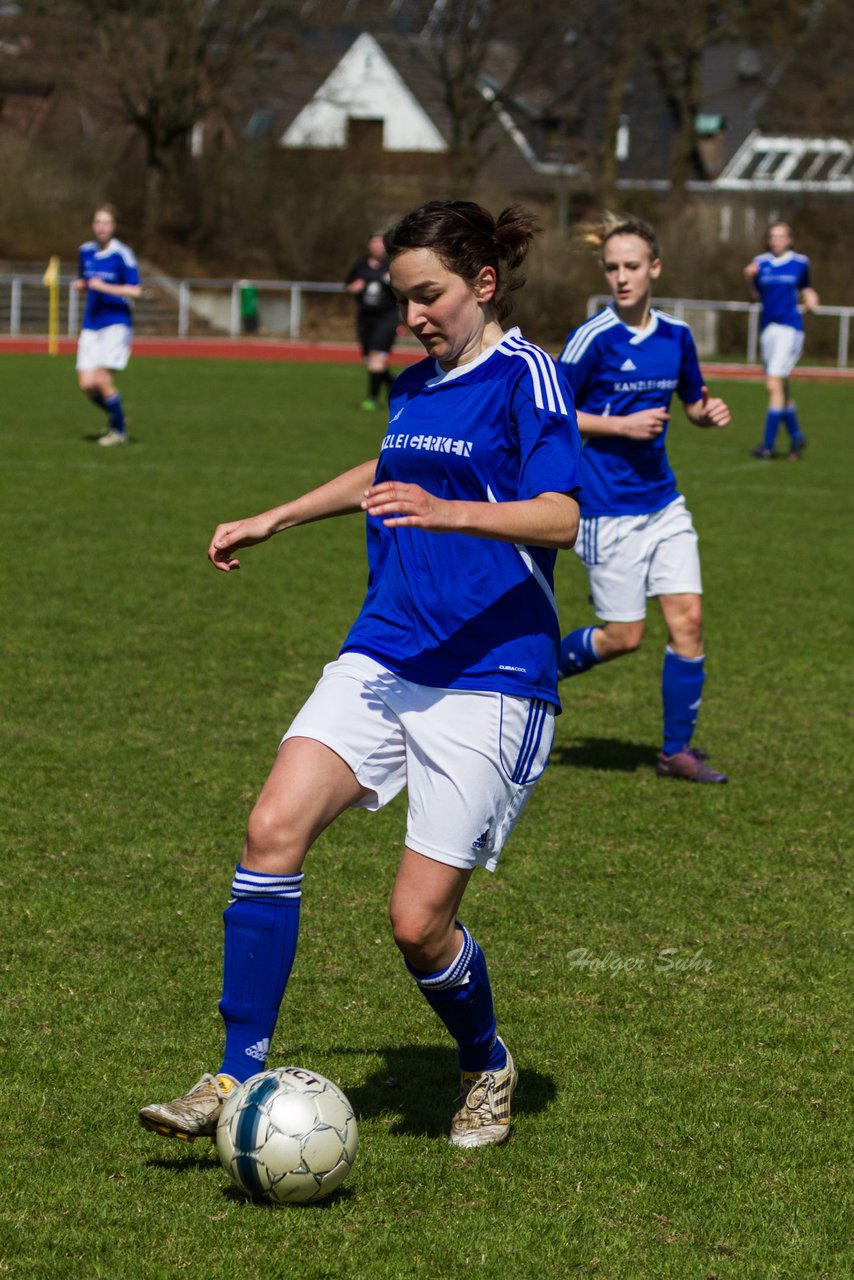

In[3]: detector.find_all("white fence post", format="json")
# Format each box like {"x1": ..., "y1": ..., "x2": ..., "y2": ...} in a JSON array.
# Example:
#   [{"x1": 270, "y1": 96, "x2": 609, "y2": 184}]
[
  {"x1": 289, "y1": 285, "x2": 301, "y2": 338},
  {"x1": 838, "y1": 312, "x2": 850, "y2": 369},
  {"x1": 68, "y1": 282, "x2": 79, "y2": 335},
  {"x1": 230, "y1": 282, "x2": 242, "y2": 338},
  {"x1": 747, "y1": 305, "x2": 759, "y2": 364},
  {"x1": 178, "y1": 282, "x2": 190, "y2": 338},
  {"x1": 10, "y1": 277, "x2": 21, "y2": 335}
]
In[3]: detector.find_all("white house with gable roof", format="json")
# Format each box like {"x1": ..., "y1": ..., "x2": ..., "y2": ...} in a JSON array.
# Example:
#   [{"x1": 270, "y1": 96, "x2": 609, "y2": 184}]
[{"x1": 280, "y1": 32, "x2": 446, "y2": 153}]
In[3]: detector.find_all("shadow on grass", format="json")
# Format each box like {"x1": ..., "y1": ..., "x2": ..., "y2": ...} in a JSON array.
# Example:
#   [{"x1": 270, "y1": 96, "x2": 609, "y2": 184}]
[
  {"x1": 146, "y1": 1149, "x2": 219, "y2": 1173},
  {"x1": 220, "y1": 1182, "x2": 356, "y2": 1209},
  {"x1": 551, "y1": 737, "x2": 658, "y2": 773},
  {"x1": 335, "y1": 1044, "x2": 557, "y2": 1139}
]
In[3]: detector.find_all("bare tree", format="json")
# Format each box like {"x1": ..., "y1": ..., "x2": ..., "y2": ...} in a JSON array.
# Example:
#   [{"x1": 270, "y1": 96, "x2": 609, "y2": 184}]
[
  {"x1": 22, "y1": 0, "x2": 297, "y2": 244},
  {"x1": 415, "y1": 0, "x2": 577, "y2": 187}
]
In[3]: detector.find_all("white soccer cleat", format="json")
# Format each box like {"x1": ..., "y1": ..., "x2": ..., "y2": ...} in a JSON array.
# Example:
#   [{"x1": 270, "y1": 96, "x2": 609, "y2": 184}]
[
  {"x1": 139, "y1": 1072, "x2": 238, "y2": 1141},
  {"x1": 97, "y1": 428, "x2": 128, "y2": 446},
  {"x1": 449, "y1": 1040, "x2": 518, "y2": 1148}
]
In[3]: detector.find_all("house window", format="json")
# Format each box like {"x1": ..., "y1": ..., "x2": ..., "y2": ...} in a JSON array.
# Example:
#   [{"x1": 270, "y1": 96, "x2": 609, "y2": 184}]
[{"x1": 347, "y1": 117, "x2": 384, "y2": 154}]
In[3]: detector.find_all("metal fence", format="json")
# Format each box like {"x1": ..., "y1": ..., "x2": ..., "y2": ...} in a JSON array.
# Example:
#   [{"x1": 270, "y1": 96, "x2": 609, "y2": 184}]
[
  {"x1": 2, "y1": 271, "x2": 851, "y2": 366},
  {"x1": 587, "y1": 295, "x2": 852, "y2": 368},
  {"x1": 0, "y1": 273, "x2": 348, "y2": 340}
]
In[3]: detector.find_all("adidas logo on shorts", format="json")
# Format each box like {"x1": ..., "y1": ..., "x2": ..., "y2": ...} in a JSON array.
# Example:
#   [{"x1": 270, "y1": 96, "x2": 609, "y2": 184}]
[
  {"x1": 471, "y1": 828, "x2": 489, "y2": 851},
  {"x1": 245, "y1": 1038, "x2": 270, "y2": 1062}
]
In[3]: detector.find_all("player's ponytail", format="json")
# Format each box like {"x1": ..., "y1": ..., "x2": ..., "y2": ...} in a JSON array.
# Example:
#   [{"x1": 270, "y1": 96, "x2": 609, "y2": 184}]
[
  {"x1": 577, "y1": 211, "x2": 659, "y2": 260},
  {"x1": 384, "y1": 199, "x2": 539, "y2": 321}
]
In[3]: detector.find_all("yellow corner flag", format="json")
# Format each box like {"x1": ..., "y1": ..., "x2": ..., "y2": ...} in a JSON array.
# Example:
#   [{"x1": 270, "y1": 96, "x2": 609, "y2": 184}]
[{"x1": 43, "y1": 255, "x2": 60, "y2": 354}]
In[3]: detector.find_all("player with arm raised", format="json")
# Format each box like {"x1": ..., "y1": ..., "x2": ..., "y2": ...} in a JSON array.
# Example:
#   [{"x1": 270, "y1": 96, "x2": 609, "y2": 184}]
[
  {"x1": 556, "y1": 214, "x2": 730, "y2": 784},
  {"x1": 74, "y1": 204, "x2": 141, "y2": 446},
  {"x1": 745, "y1": 221, "x2": 818, "y2": 460},
  {"x1": 139, "y1": 200, "x2": 581, "y2": 1150}
]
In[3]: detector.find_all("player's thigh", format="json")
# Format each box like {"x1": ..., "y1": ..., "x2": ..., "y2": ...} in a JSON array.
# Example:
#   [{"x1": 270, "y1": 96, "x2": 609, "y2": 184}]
[
  {"x1": 761, "y1": 324, "x2": 804, "y2": 378},
  {"x1": 280, "y1": 653, "x2": 408, "y2": 812},
  {"x1": 369, "y1": 310, "x2": 398, "y2": 355},
  {"x1": 647, "y1": 498, "x2": 702, "y2": 598},
  {"x1": 76, "y1": 329, "x2": 101, "y2": 372},
  {"x1": 248, "y1": 736, "x2": 369, "y2": 863},
  {"x1": 575, "y1": 515, "x2": 649, "y2": 622},
  {"x1": 398, "y1": 686, "x2": 555, "y2": 873}
]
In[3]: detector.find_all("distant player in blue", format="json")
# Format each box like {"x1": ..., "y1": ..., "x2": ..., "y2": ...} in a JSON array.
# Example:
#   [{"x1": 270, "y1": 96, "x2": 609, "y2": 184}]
[
  {"x1": 74, "y1": 204, "x2": 141, "y2": 446},
  {"x1": 140, "y1": 201, "x2": 581, "y2": 1149},
  {"x1": 556, "y1": 214, "x2": 730, "y2": 784},
  {"x1": 745, "y1": 221, "x2": 818, "y2": 460}
]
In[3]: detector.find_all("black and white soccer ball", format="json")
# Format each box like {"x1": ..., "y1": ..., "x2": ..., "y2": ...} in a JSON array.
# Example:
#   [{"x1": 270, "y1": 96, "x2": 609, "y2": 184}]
[{"x1": 216, "y1": 1066, "x2": 359, "y2": 1204}]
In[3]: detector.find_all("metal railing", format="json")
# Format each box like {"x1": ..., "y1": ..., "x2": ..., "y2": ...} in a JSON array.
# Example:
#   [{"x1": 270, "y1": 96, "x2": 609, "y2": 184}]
[
  {"x1": 586, "y1": 296, "x2": 852, "y2": 368},
  {"x1": 0, "y1": 273, "x2": 348, "y2": 340}
]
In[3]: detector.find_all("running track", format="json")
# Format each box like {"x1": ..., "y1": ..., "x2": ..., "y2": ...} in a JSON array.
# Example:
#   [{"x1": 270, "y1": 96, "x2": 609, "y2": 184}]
[{"x1": 2, "y1": 335, "x2": 852, "y2": 380}]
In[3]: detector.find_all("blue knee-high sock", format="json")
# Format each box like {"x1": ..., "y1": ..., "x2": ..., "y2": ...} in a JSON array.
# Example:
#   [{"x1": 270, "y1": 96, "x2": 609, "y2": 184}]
[
  {"x1": 558, "y1": 626, "x2": 604, "y2": 678},
  {"x1": 783, "y1": 403, "x2": 804, "y2": 445},
  {"x1": 218, "y1": 865, "x2": 303, "y2": 1082},
  {"x1": 407, "y1": 924, "x2": 506, "y2": 1073},
  {"x1": 103, "y1": 392, "x2": 126, "y2": 432},
  {"x1": 87, "y1": 389, "x2": 107, "y2": 413},
  {"x1": 762, "y1": 409, "x2": 784, "y2": 452},
  {"x1": 661, "y1": 647, "x2": 705, "y2": 756}
]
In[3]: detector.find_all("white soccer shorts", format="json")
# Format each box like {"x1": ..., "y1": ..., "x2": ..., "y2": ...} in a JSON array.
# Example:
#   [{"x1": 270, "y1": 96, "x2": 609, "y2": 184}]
[
  {"x1": 76, "y1": 324, "x2": 132, "y2": 372},
  {"x1": 281, "y1": 651, "x2": 555, "y2": 873},
  {"x1": 760, "y1": 323, "x2": 804, "y2": 378},
  {"x1": 574, "y1": 495, "x2": 702, "y2": 622}
]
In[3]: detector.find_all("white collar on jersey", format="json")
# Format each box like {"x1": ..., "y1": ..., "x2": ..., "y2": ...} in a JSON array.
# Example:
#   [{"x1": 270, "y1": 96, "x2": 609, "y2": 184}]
[
  {"x1": 424, "y1": 325, "x2": 522, "y2": 385},
  {"x1": 622, "y1": 310, "x2": 660, "y2": 344},
  {"x1": 94, "y1": 238, "x2": 119, "y2": 257}
]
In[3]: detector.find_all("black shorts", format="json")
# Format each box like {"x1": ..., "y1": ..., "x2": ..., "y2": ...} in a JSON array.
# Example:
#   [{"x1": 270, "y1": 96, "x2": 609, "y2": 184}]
[{"x1": 357, "y1": 309, "x2": 398, "y2": 356}]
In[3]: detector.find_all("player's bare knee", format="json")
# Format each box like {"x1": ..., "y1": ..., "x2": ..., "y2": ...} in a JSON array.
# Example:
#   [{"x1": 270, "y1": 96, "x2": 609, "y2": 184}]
[
  {"x1": 243, "y1": 800, "x2": 304, "y2": 871},
  {"x1": 668, "y1": 603, "x2": 703, "y2": 652},
  {"x1": 600, "y1": 623, "x2": 644, "y2": 658},
  {"x1": 389, "y1": 909, "x2": 445, "y2": 969}
]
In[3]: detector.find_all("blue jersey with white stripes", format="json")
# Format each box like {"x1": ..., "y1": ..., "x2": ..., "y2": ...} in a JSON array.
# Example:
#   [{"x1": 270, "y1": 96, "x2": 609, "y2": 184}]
[
  {"x1": 341, "y1": 327, "x2": 582, "y2": 707},
  {"x1": 78, "y1": 238, "x2": 140, "y2": 330},
  {"x1": 556, "y1": 306, "x2": 704, "y2": 517},
  {"x1": 751, "y1": 251, "x2": 811, "y2": 331}
]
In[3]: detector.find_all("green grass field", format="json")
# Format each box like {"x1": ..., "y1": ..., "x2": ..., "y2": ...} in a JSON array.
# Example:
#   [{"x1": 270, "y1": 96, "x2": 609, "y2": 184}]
[{"x1": 1, "y1": 353, "x2": 851, "y2": 1280}]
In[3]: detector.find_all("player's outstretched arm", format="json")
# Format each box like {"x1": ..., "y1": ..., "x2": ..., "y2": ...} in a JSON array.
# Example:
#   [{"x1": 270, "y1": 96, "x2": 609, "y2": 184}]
[
  {"x1": 684, "y1": 386, "x2": 730, "y2": 428},
  {"x1": 362, "y1": 484, "x2": 580, "y2": 550},
  {"x1": 209, "y1": 458, "x2": 378, "y2": 572}
]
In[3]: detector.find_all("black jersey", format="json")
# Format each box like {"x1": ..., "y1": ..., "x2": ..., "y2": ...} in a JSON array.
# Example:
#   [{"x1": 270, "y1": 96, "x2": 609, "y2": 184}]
[{"x1": 346, "y1": 256, "x2": 397, "y2": 313}]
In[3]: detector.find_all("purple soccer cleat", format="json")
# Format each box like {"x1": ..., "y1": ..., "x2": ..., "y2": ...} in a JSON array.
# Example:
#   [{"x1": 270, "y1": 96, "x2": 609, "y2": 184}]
[{"x1": 656, "y1": 747, "x2": 728, "y2": 784}]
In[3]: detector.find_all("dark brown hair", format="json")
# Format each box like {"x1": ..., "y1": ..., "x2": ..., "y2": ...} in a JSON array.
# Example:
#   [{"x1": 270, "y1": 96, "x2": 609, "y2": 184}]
[{"x1": 384, "y1": 200, "x2": 539, "y2": 320}]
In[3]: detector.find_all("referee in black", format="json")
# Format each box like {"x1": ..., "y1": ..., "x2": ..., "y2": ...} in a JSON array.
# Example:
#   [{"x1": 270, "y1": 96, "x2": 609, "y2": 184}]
[{"x1": 345, "y1": 231, "x2": 400, "y2": 411}]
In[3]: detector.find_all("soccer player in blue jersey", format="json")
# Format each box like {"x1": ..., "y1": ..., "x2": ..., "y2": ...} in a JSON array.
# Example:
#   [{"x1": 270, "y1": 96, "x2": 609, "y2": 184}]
[
  {"x1": 74, "y1": 205, "x2": 141, "y2": 446},
  {"x1": 556, "y1": 214, "x2": 730, "y2": 784},
  {"x1": 744, "y1": 221, "x2": 818, "y2": 460},
  {"x1": 139, "y1": 201, "x2": 581, "y2": 1149}
]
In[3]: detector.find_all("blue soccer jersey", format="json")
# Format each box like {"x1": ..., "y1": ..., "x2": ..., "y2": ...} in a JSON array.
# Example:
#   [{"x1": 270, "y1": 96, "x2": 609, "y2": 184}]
[
  {"x1": 340, "y1": 328, "x2": 581, "y2": 707},
  {"x1": 556, "y1": 306, "x2": 704, "y2": 517},
  {"x1": 78, "y1": 238, "x2": 140, "y2": 330},
  {"x1": 751, "y1": 251, "x2": 811, "y2": 331}
]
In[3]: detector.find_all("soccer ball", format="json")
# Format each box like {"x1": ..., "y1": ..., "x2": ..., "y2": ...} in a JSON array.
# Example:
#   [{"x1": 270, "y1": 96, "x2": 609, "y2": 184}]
[{"x1": 216, "y1": 1066, "x2": 359, "y2": 1205}]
